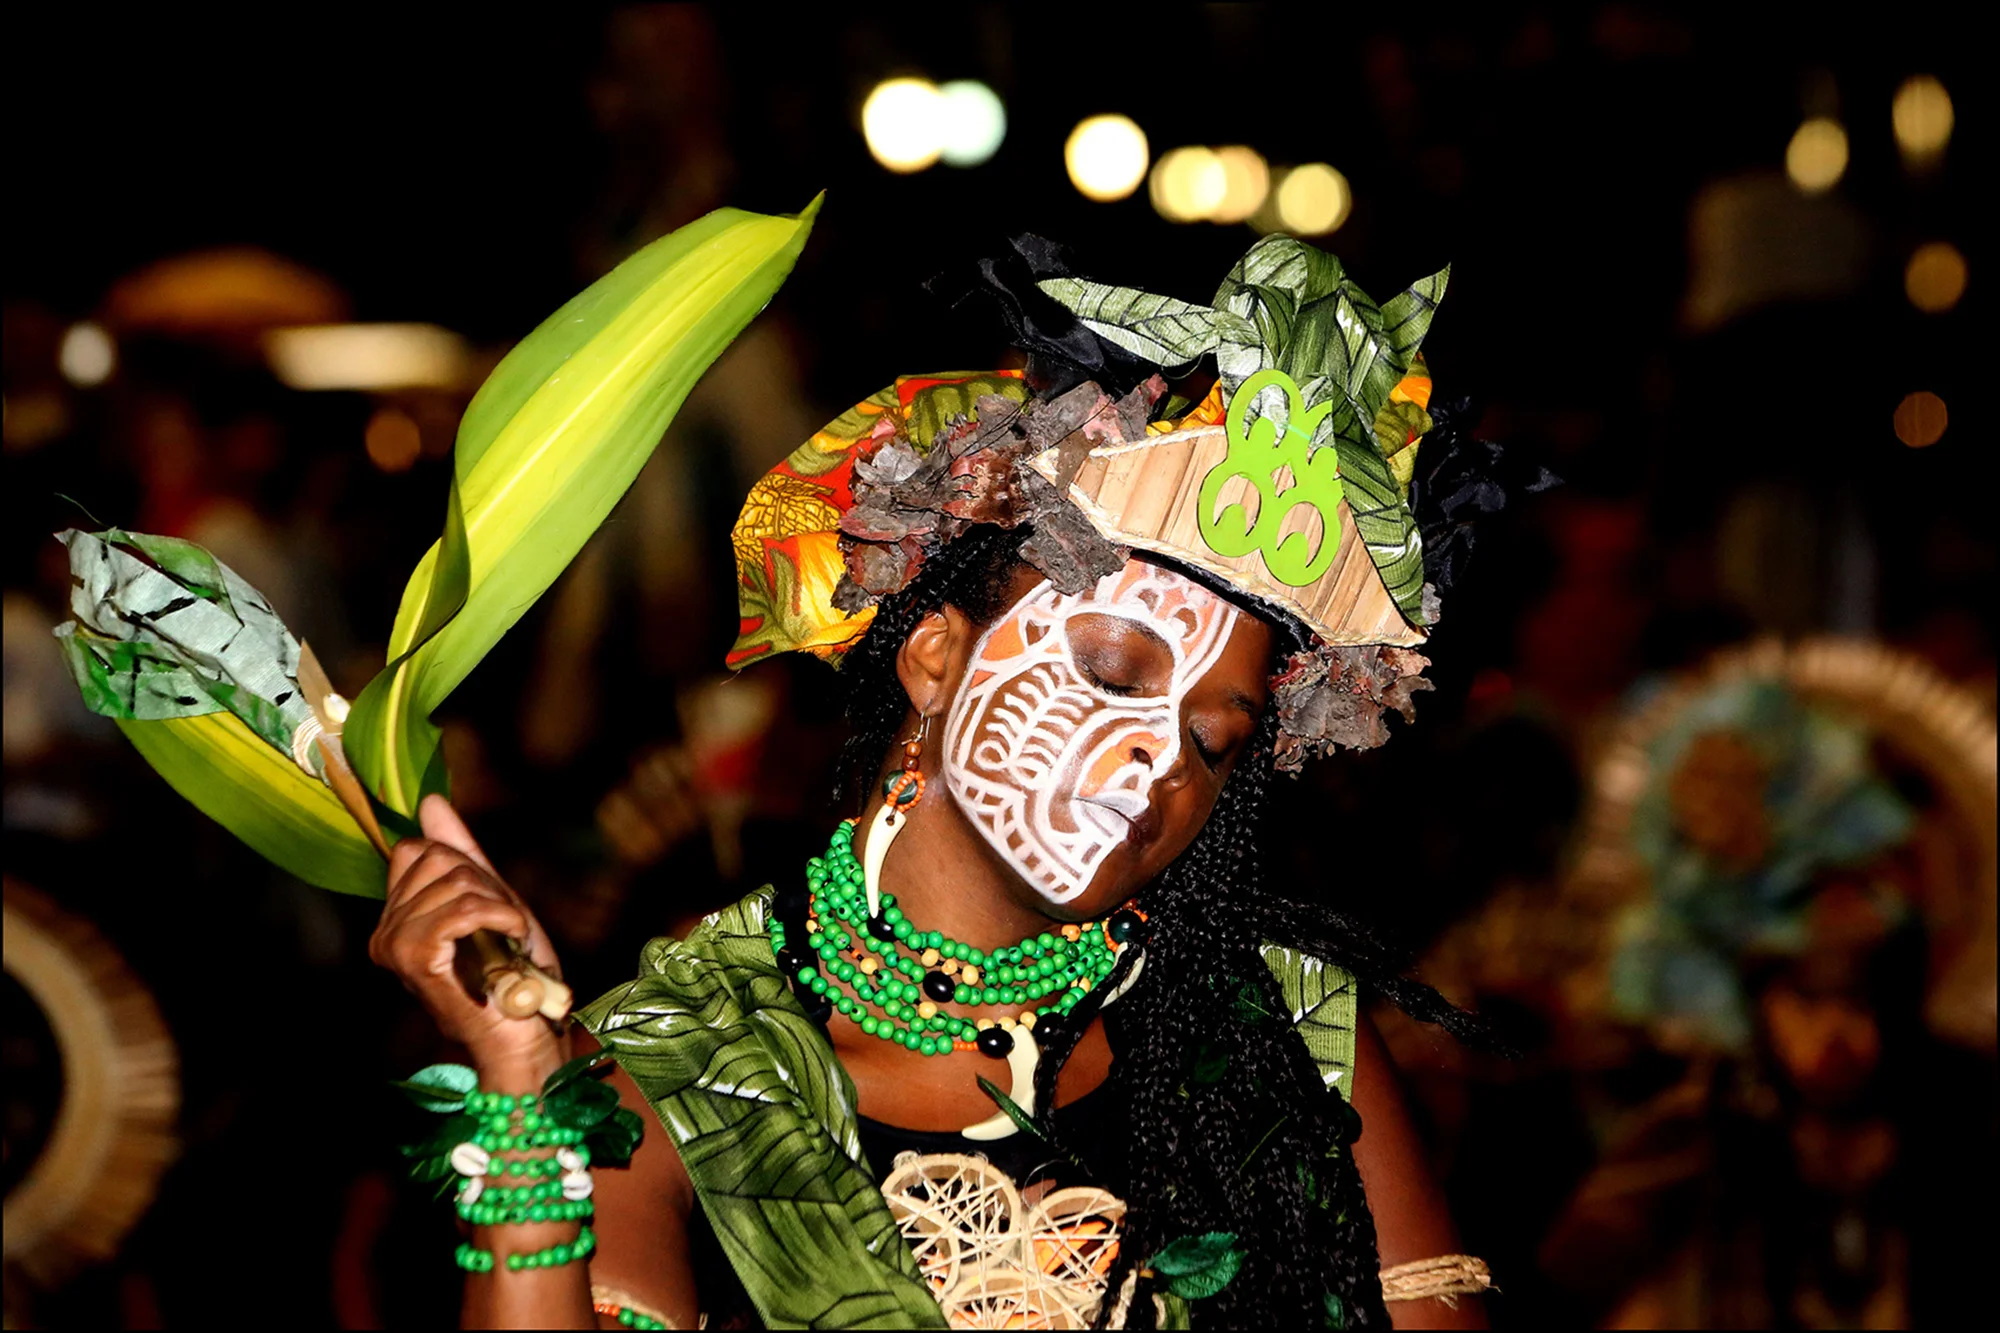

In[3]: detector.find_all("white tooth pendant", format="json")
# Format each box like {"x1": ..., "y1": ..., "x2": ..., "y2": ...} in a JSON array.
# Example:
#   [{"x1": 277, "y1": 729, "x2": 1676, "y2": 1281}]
[
  {"x1": 561, "y1": 1170, "x2": 594, "y2": 1201},
  {"x1": 1102, "y1": 949, "x2": 1146, "y2": 1007},
  {"x1": 449, "y1": 1142, "x2": 491, "y2": 1178},
  {"x1": 458, "y1": 1174, "x2": 485, "y2": 1207},
  {"x1": 556, "y1": 1147, "x2": 585, "y2": 1173},
  {"x1": 862, "y1": 800, "x2": 905, "y2": 921},
  {"x1": 961, "y1": 1026, "x2": 1040, "y2": 1142}
]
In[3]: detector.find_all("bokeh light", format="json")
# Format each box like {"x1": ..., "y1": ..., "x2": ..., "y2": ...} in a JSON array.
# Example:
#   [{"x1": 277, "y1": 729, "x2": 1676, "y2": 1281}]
[
  {"x1": 862, "y1": 78, "x2": 945, "y2": 173},
  {"x1": 265, "y1": 324, "x2": 469, "y2": 391},
  {"x1": 1274, "y1": 163, "x2": 1352, "y2": 236},
  {"x1": 1893, "y1": 391, "x2": 1948, "y2": 448},
  {"x1": 58, "y1": 322, "x2": 116, "y2": 387},
  {"x1": 1904, "y1": 242, "x2": 1968, "y2": 314},
  {"x1": 1892, "y1": 75, "x2": 1953, "y2": 167},
  {"x1": 937, "y1": 80, "x2": 1005, "y2": 167},
  {"x1": 1785, "y1": 117, "x2": 1848, "y2": 194},
  {"x1": 364, "y1": 405, "x2": 422, "y2": 473},
  {"x1": 1065, "y1": 114, "x2": 1149, "y2": 202},
  {"x1": 1210, "y1": 146, "x2": 1271, "y2": 225},
  {"x1": 1149, "y1": 146, "x2": 1225, "y2": 223}
]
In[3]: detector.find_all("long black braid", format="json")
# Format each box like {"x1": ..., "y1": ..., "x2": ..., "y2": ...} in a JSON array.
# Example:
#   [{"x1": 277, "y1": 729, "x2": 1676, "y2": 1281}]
[{"x1": 835, "y1": 524, "x2": 1485, "y2": 1329}]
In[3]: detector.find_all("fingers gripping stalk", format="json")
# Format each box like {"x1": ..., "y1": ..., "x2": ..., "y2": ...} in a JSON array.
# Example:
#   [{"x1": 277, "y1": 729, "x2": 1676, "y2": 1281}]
[{"x1": 371, "y1": 797, "x2": 572, "y2": 1049}]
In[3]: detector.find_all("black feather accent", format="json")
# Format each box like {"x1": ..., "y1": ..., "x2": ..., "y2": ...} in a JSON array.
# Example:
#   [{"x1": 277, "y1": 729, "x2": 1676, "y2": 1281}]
[
  {"x1": 924, "y1": 235, "x2": 1165, "y2": 399},
  {"x1": 1410, "y1": 395, "x2": 1560, "y2": 596}
]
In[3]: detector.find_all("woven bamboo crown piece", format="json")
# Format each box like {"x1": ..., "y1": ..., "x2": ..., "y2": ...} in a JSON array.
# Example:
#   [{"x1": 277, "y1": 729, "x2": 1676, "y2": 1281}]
[{"x1": 1028, "y1": 411, "x2": 1425, "y2": 648}]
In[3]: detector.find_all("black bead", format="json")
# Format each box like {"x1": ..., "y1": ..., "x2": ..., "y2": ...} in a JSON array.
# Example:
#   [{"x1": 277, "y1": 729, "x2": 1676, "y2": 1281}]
[
  {"x1": 922, "y1": 971, "x2": 956, "y2": 1002},
  {"x1": 1032, "y1": 1012, "x2": 1065, "y2": 1045},
  {"x1": 774, "y1": 947, "x2": 805, "y2": 976},
  {"x1": 802, "y1": 994, "x2": 833, "y2": 1026},
  {"x1": 1107, "y1": 910, "x2": 1146, "y2": 945},
  {"x1": 975, "y1": 1027, "x2": 1015, "y2": 1059},
  {"x1": 867, "y1": 915, "x2": 898, "y2": 941}
]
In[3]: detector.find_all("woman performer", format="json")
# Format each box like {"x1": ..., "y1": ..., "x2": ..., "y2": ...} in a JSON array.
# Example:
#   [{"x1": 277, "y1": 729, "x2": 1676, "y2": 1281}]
[{"x1": 372, "y1": 236, "x2": 1511, "y2": 1329}]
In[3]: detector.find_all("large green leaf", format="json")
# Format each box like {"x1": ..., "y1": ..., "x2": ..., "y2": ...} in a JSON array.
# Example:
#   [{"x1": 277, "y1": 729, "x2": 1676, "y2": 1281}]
[
  {"x1": 117, "y1": 712, "x2": 385, "y2": 898},
  {"x1": 579, "y1": 891, "x2": 946, "y2": 1330},
  {"x1": 1034, "y1": 277, "x2": 1256, "y2": 369},
  {"x1": 347, "y1": 200, "x2": 822, "y2": 814}
]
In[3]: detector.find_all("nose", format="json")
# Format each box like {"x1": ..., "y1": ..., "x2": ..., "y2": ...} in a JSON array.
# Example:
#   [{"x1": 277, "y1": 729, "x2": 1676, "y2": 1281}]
[
  {"x1": 1124, "y1": 728, "x2": 1170, "y2": 771},
  {"x1": 1080, "y1": 727, "x2": 1172, "y2": 798}
]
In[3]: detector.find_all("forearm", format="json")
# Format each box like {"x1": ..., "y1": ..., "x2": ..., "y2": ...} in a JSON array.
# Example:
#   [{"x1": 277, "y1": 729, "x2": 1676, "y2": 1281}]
[{"x1": 459, "y1": 1049, "x2": 600, "y2": 1330}]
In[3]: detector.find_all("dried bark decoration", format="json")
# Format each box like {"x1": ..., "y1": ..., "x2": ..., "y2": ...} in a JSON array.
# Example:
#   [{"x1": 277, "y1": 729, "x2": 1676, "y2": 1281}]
[
  {"x1": 1270, "y1": 643, "x2": 1435, "y2": 772},
  {"x1": 833, "y1": 378, "x2": 1163, "y2": 606}
]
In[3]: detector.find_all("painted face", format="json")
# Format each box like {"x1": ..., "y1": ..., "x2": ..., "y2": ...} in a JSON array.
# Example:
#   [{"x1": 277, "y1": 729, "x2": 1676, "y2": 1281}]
[{"x1": 943, "y1": 563, "x2": 1241, "y2": 904}]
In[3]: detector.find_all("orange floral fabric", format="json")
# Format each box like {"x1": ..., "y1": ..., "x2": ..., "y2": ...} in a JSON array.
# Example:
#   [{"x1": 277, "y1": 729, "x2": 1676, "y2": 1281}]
[{"x1": 726, "y1": 370, "x2": 1024, "y2": 670}]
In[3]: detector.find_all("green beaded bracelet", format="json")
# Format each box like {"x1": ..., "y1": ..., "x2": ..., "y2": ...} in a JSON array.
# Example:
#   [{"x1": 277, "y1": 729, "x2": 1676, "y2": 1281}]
[
  {"x1": 456, "y1": 1226, "x2": 597, "y2": 1274},
  {"x1": 458, "y1": 1198, "x2": 594, "y2": 1226}
]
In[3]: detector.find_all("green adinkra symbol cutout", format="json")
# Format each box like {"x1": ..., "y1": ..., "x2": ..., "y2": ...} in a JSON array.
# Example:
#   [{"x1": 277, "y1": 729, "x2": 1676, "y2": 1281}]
[{"x1": 1197, "y1": 368, "x2": 1343, "y2": 587}]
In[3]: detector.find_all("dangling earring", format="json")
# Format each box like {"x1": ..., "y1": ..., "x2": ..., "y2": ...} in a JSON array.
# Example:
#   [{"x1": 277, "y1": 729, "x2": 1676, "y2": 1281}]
[{"x1": 864, "y1": 712, "x2": 929, "y2": 920}]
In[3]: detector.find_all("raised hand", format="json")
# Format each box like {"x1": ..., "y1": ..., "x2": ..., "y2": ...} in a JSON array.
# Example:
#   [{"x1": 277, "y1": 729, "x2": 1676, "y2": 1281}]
[{"x1": 369, "y1": 795, "x2": 566, "y2": 1075}]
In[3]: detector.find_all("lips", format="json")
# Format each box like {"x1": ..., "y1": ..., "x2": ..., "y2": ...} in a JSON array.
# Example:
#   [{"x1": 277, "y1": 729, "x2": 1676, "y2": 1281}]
[{"x1": 1082, "y1": 789, "x2": 1160, "y2": 842}]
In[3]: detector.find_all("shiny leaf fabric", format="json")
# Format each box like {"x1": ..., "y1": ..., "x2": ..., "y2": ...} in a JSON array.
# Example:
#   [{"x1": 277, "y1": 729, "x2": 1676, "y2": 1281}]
[
  {"x1": 578, "y1": 889, "x2": 948, "y2": 1330},
  {"x1": 1259, "y1": 944, "x2": 1360, "y2": 1093},
  {"x1": 1033, "y1": 276, "x2": 1256, "y2": 370}
]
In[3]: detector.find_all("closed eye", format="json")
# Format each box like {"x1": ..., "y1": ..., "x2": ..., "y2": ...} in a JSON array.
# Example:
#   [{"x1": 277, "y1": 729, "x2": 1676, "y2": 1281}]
[{"x1": 1078, "y1": 659, "x2": 1143, "y2": 697}]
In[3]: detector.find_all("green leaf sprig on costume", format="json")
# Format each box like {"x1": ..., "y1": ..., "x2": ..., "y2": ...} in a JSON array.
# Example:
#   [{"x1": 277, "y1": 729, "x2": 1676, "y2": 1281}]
[
  {"x1": 1036, "y1": 237, "x2": 1448, "y2": 623},
  {"x1": 1215, "y1": 239, "x2": 1446, "y2": 620},
  {"x1": 393, "y1": 1051, "x2": 644, "y2": 1183},
  {"x1": 1149, "y1": 1230, "x2": 1246, "y2": 1301},
  {"x1": 346, "y1": 199, "x2": 822, "y2": 816},
  {"x1": 1034, "y1": 277, "x2": 1256, "y2": 369}
]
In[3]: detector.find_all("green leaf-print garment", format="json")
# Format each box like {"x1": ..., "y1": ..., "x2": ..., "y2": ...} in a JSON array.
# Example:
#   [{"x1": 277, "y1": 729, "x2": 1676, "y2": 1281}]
[
  {"x1": 580, "y1": 890, "x2": 1359, "y2": 1329},
  {"x1": 579, "y1": 890, "x2": 947, "y2": 1330}
]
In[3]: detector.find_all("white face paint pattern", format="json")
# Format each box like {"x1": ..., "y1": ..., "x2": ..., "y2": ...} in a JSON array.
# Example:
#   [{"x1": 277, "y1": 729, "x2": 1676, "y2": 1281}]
[{"x1": 943, "y1": 562, "x2": 1241, "y2": 905}]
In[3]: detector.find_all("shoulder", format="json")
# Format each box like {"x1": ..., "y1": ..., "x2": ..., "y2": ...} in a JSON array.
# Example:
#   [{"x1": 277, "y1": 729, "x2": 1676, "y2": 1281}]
[{"x1": 580, "y1": 886, "x2": 782, "y2": 1027}]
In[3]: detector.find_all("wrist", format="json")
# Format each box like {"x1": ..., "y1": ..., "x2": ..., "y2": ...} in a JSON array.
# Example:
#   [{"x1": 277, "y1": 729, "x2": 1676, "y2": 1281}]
[{"x1": 470, "y1": 1032, "x2": 569, "y2": 1092}]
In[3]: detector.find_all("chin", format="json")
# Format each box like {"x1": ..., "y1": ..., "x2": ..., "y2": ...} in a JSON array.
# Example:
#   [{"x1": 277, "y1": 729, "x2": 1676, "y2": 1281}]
[{"x1": 1058, "y1": 856, "x2": 1156, "y2": 922}]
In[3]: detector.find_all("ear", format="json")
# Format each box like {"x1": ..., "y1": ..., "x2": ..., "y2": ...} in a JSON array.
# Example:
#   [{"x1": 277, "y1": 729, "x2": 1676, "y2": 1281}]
[{"x1": 895, "y1": 605, "x2": 971, "y2": 719}]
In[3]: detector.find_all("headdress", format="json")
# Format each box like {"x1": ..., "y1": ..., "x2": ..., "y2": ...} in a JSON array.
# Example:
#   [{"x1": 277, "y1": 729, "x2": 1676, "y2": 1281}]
[{"x1": 730, "y1": 234, "x2": 1551, "y2": 767}]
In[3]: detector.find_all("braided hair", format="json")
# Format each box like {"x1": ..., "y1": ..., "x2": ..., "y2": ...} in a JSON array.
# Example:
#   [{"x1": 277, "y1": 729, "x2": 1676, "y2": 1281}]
[{"x1": 835, "y1": 524, "x2": 1484, "y2": 1329}]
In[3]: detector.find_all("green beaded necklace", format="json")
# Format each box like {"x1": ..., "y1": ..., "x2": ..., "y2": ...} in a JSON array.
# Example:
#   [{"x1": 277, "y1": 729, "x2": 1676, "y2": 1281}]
[{"x1": 768, "y1": 819, "x2": 1145, "y2": 1061}]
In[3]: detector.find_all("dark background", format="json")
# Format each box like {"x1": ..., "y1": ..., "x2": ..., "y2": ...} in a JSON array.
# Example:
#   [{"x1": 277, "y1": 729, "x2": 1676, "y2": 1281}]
[{"x1": 4, "y1": 6, "x2": 1989, "y2": 1328}]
